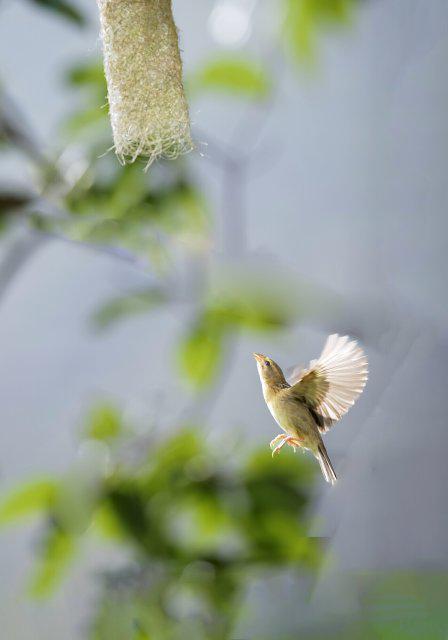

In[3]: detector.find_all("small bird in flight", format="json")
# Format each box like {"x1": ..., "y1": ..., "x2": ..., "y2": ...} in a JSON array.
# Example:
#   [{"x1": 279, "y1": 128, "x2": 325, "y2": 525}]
[{"x1": 253, "y1": 334, "x2": 368, "y2": 485}]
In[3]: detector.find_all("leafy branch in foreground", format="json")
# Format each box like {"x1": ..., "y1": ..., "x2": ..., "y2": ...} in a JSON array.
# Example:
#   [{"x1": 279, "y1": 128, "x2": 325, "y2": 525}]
[
  {"x1": 0, "y1": 407, "x2": 318, "y2": 639},
  {"x1": 26, "y1": 0, "x2": 86, "y2": 26}
]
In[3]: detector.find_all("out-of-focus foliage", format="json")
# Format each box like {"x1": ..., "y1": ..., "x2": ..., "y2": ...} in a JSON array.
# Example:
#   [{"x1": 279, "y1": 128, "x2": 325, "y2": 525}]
[
  {"x1": 64, "y1": 61, "x2": 108, "y2": 137},
  {"x1": 190, "y1": 56, "x2": 271, "y2": 99},
  {"x1": 26, "y1": 0, "x2": 86, "y2": 26},
  {"x1": 0, "y1": 478, "x2": 56, "y2": 524},
  {"x1": 67, "y1": 61, "x2": 107, "y2": 95},
  {"x1": 0, "y1": 412, "x2": 318, "y2": 638},
  {"x1": 35, "y1": 159, "x2": 209, "y2": 267},
  {"x1": 283, "y1": 0, "x2": 355, "y2": 62},
  {"x1": 92, "y1": 288, "x2": 167, "y2": 330},
  {"x1": 30, "y1": 527, "x2": 77, "y2": 597},
  {"x1": 178, "y1": 314, "x2": 225, "y2": 389},
  {"x1": 85, "y1": 404, "x2": 123, "y2": 441},
  {"x1": 178, "y1": 271, "x2": 301, "y2": 388},
  {"x1": 28, "y1": 79, "x2": 207, "y2": 265}
]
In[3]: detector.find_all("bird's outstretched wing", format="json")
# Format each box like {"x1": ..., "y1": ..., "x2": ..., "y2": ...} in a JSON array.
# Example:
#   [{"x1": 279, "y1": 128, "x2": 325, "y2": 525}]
[{"x1": 288, "y1": 334, "x2": 368, "y2": 433}]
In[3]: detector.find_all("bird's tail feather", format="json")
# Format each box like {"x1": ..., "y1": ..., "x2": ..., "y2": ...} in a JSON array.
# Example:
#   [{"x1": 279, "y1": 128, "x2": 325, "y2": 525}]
[{"x1": 316, "y1": 443, "x2": 337, "y2": 485}]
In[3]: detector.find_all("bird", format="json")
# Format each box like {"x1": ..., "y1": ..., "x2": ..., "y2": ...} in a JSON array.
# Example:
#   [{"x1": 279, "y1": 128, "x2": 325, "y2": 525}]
[{"x1": 253, "y1": 334, "x2": 368, "y2": 485}]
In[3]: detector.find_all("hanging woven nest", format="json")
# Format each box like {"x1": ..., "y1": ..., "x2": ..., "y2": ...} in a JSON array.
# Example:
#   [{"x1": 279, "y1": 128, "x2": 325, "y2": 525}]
[{"x1": 97, "y1": 0, "x2": 193, "y2": 166}]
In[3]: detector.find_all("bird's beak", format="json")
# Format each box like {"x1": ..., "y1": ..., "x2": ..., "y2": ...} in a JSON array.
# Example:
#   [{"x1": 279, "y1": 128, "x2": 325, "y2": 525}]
[{"x1": 253, "y1": 353, "x2": 264, "y2": 363}]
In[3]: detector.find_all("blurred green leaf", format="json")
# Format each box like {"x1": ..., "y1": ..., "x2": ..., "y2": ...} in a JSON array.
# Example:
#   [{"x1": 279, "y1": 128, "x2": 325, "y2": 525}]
[
  {"x1": 67, "y1": 61, "x2": 105, "y2": 91},
  {"x1": 107, "y1": 486, "x2": 154, "y2": 554},
  {"x1": 283, "y1": 0, "x2": 355, "y2": 62},
  {"x1": 86, "y1": 404, "x2": 123, "y2": 441},
  {"x1": 92, "y1": 503, "x2": 126, "y2": 541},
  {"x1": 206, "y1": 270, "x2": 299, "y2": 333},
  {"x1": 178, "y1": 317, "x2": 225, "y2": 389},
  {"x1": 64, "y1": 106, "x2": 108, "y2": 136},
  {"x1": 63, "y1": 60, "x2": 108, "y2": 140},
  {"x1": 246, "y1": 447, "x2": 315, "y2": 487},
  {"x1": 177, "y1": 270, "x2": 299, "y2": 388},
  {"x1": 92, "y1": 288, "x2": 167, "y2": 330},
  {"x1": 133, "y1": 621, "x2": 151, "y2": 640},
  {"x1": 27, "y1": 0, "x2": 86, "y2": 26},
  {"x1": 156, "y1": 183, "x2": 210, "y2": 240},
  {"x1": 0, "y1": 478, "x2": 56, "y2": 525},
  {"x1": 209, "y1": 294, "x2": 294, "y2": 333},
  {"x1": 29, "y1": 526, "x2": 76, "y2": 598},
  {"x1": 146, "y1": 430, "x2": 204, "y2": 490},
  {"x1": 63, "y1": 61, "x2": 108, "y2": 139},
  {"x1": 92, "y1": 594, "x2": 164, "y2": 640},
  {"x1": 191, "y1": 56, "x2": 271, "y2": 99},
  {"x1": 53, "y1": 475, "x2": 102, "y2": 535}
]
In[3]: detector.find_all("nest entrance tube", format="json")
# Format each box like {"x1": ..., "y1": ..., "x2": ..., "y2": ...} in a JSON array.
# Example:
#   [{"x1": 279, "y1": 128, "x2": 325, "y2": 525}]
[{"x1": 97, "y1": 0, "x2": 193, "y2": 166}]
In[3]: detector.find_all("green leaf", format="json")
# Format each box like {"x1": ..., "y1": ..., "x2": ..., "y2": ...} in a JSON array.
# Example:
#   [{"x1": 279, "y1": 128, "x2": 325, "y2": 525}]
[
  {"x1": 92, "y1": 288, "x2": 167, "y2": 330},
  {"x1": 154, "y1": 183, "x2": 210, "y2": 239},
  {"x1": 0, "y1": 479, "x2": 56, "y2": 525},
  {"x1": 133, "y1": 621, "x2": 151, "y2": 640},
  {"x1": 67, "y1": 61, "x2": 105, "y2": 90},
  {"x1": 28, "y1": 0, "x2": 86, "y2": 26},
  {"x1": 209, "y1": 294, "x2": 294, "y2": 333},
  {"x1": 91, "y1": 504, "x2": 125, "y2": 541},
  {"x1": 206, "y1": 272, "x2": 300, "y2": 333},
  {"x1": 283, "y1": 0, "x2": 355, "y2": 62},
  {"x1": 178, "y1": 317, "x2": 225, "y2": 389},
  {"x1": 29, "y1": 527, "x2": 76, "y2": 598},
  {"x1": 191, "y1": 57, "x2": 271, "y2": 99},
  {"x1": 63, "y1": 61, "x2": 108, "y2": 138},
  {"x1": 64, "y1": 106, "x2": 108, "y2": 136},
  {"x1": 86, "y1": 404, "x2": 123, "y2": 441}
]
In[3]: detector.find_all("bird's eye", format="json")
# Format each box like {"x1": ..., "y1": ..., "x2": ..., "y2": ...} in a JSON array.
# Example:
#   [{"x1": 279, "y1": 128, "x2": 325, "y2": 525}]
[{"x1": 265, "y1": 360, "x2": 270, "y2": 367}]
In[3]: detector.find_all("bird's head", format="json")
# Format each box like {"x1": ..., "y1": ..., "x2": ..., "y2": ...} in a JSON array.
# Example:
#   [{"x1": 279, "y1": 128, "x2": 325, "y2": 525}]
[{"x1": 253, "y1": 353, "x2": 287, "y2": 395}]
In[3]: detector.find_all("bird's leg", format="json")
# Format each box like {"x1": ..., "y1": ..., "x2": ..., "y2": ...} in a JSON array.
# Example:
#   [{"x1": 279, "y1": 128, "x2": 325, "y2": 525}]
[
  {"x1": 270, "y1": 434, "x2": 286, "y2": 450},
  {"x1": 271, "y1": 435, "x2": 297, "y2": 457},
  {"x1": 287, "y1": 437, "x2": 304, "y2": 453}
]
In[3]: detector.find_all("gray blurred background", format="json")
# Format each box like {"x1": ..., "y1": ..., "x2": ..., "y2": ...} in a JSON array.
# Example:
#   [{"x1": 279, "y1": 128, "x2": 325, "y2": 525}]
[{"x1": 0, "y1": 0, "x2": 447, "y2": 637}]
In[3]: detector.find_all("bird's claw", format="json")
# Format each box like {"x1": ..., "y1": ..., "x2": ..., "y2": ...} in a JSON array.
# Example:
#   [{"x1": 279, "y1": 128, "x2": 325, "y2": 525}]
[
  {"x1": 270, "y1": 435, "x2": 299, "y2": 457},
  {"x1": 270, "y1": 434, "x2": 285, "y2": 450}
]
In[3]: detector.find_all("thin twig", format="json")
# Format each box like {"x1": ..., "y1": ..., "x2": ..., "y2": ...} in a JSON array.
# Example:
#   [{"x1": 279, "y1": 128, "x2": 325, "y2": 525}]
[
  {"x1": 0, "y1": 231, "x2": 48, "y2": 303},
  {"x1": 38, "y1": 228, "x2": 153, "y2": 274}
]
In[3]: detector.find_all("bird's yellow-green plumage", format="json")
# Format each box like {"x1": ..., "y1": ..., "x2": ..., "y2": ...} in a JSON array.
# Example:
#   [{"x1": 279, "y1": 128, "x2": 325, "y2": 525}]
[{"x1": 254, "y1": 334, "x2": 368, "y2": 485}]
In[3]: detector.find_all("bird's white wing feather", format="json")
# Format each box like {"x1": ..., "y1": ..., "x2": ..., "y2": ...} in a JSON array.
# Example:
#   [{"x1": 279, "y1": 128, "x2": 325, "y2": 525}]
[
  {"x1": 286, "y1": 363, "x2": 305, "y2": 386},
  {"x1": 289, "y1": 334, "x2": 368, "y2": 433}
]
